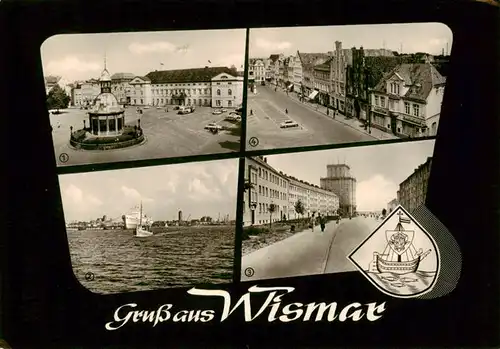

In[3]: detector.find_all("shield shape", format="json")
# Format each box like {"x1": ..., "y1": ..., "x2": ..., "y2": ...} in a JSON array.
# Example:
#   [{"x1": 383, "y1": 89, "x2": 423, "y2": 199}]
[{"x1": 385, "y1": 229, "x2": 414, "y2": 255}]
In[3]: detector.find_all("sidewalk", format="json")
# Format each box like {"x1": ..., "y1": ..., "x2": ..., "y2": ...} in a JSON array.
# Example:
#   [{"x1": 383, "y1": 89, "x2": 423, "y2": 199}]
[{"x1": 275, "y1": 87, "x2": 398, "y2": 141}]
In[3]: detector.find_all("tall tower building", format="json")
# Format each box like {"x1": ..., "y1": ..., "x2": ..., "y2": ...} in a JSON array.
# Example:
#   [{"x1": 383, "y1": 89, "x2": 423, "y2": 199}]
[{"x1": 320, "y1": 164, "x2": 357, "y2": 216}]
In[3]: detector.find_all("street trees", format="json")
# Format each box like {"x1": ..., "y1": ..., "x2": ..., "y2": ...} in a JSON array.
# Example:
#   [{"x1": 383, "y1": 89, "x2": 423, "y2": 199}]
[
  {"x1": 268, "y1": 203, "x2": 276, "y2": 229},
  {"x1": 294, "y1": 200, "x2": 305, "y2": 219},
  {"x1": 47, "y1": 84, "x2": 70, "y2": 111}
]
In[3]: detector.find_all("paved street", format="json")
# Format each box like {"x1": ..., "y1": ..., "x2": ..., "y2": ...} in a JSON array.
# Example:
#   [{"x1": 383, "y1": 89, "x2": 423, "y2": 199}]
[
  {"x1": 246, "y1": 85, "x2": 376, "y2": 151},
  {"x1": 50, "y1": 106, "x2": 240, "y2": 167},
  {"x1": 241, "y1": 216, "x2": 380, "y2": 281}
]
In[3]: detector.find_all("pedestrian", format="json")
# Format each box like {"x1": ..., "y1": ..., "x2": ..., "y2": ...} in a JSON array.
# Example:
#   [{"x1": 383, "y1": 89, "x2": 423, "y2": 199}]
[
  {"x1": 250, "y1": 109, "x2": 253, "y2": 115},
  {"x1": 285, "y1": 108, "x2": 288, "y2": 114},
  {"x1": 309, "y1": 213, "x2": 316, "y2": 232},
  {"x1": 319, "y1": 214, "x2": 326, "y2": 233}
]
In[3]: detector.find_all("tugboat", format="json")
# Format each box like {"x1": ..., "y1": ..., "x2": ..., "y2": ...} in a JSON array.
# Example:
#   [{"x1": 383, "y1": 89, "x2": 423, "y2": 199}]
[
  {"x1": 134, "y1": 201, "x2": 153, "y2": 237},
  {"x1": 375, "y1": 213, "x2": 431, "y2": 275}
]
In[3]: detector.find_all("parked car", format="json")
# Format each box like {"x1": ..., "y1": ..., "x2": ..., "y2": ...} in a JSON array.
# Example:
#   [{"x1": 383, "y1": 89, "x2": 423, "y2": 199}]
[
  {"x1": 144, "y1": 106, "x2": 150, "y2": 109},
  {"x1": 204, "y1": 122, "x2": 223, "y2": 131},
  {"x1": 221, "y1": 109, "x2": 227, "y2": 113},
  {"x1": 225, "y1": 113, "x2": 241, "y2": 121},
  {"x1": 280, "y1": 120, "x2": 299, "y2": 128},
  {"x1": 212, "y1": 110, "x2": 223, "y2": 115}
]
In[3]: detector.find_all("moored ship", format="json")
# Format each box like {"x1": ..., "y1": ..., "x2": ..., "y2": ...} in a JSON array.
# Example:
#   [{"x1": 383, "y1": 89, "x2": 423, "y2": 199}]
[{"x1": 123, "y1": 204, "x2": 153, "y2": 229}]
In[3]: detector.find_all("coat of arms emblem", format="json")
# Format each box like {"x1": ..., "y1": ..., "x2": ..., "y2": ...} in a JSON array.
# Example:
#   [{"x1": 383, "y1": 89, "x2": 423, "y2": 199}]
[{"x1": 348, "y1": 205, "x2": 440, "y2": 298}]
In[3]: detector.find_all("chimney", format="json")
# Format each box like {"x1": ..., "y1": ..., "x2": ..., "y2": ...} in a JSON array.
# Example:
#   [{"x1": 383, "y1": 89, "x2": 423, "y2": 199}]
[{"x1": 264, "y1": 157, "x2": 267, "y2": 163}]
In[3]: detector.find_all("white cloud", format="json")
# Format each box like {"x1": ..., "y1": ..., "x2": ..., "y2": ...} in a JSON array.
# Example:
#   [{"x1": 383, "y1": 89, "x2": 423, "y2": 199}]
[
  {"x1": 46, "y1": 56, "x2": 101, "y2": 74},
  {"x1": 65, "y1": 184, "x2": 83, "y2": 204},
  {"x1": 254, "y1": 38, "x2": 292, "y2": 51},
  {"x1": 128, "y1": 41, "x2": 178, "y2": 54},
  {"x1": 216, "y1": 53, "x2": 245, "y2": 69},
  {"x1": 356, "y1": 175, "x2": 398, "y2": 211},
  {"x1": 120, "y1": 185, "x2": 153, "y2": 202},
  {"x1": 429, "y1": 38, "x2": 447, "y2": 46}
]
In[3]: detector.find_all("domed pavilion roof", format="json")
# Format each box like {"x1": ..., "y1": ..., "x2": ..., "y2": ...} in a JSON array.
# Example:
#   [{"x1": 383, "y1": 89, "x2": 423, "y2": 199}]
[{"x1": 90, "y1": 92, "x2": 123, "y2": 114}]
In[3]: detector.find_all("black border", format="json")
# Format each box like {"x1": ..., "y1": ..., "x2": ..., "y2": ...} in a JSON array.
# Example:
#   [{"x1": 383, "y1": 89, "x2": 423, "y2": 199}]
[{"x1": 2, "y1": 0, "x2": 499, "y2": 347}]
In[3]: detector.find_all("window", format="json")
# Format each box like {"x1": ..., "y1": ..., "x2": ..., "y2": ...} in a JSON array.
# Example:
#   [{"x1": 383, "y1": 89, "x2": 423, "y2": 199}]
[
  {"x1": 380, "y1": 97, "x2": 385, "y2": 108},
  {"x1": 228, "y1": 89, "x2": 232, "y2": 96},
  {"x1": 228, "y1": 100, "x2": 232, "y2": 107},
  {"x1": 405, "y1": 102, "x2": 410, "y2": 114},
  {"x1": 375, "y1": 96, "x2": 379, "y2": 106},
  {"x1": 140, "y1": 99, "x2": 143, "y2": 104},
  {"x1": 413, "y1": 104, "x2": 420, "y2": 117},
  {"x1": 217, "y1": 89, "x2": 221, "y2": 96},
  {"x1": 216, "y1": 100, "x2": 221, "y2": 106}
]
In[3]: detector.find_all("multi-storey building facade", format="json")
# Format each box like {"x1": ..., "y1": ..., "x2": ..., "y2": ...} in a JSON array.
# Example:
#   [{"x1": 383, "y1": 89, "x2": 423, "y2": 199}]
[
  {"x1": 345, "y1": 48, "x2": 397, "y2": 120},
  {"x1": 298, "y1": 52, "x2": 329, "y2": 101},
  {"x1": 128, "y1": 76, "x2": 152, "y2": 106},
  {"x1": 79, "y1": 79, "x2": 101, "y2": 108},
  {"x1": 144, "y1": 67, "x2": 243, "y2": 108},
  {"x1": 329, "y1": 41, "x2": 349, "y2": 113},
  {"x1": 320, "y1": 164, "x2": 357, "y2": 216},
  {"x1": 287, "y1": 177, "x2": 339, "y2": 219},
  {"x1": 267, "y1": 54, "x2": 282, "y2": 83},
  {"x1": 285, "y1": 56, "x2": 295, "y2": 91},
  {"x1": 397, "y1": 157, "x2": 432, "y2": 213},
  {"x1": 371, "y1": 63, "x2": 446, "y2": 137},
  {"x1": 292, "y1": 53, "x2": 303, "y2": 93},
  {"x1": 313, "y1": 58, "x2": 332, "y2": 106},
  {"x1": 248, "y1": 58, "x2": 266, "y2": 85},
  {"x1": 211, "y1": 73, "x2": 244, "y2": 108},
  {"x1": 242, "y1": 157, "x2": 339, "y2": 226},
  {"x1": 243, "y1": 156, "x2": 290, "y2": 226},
  {"x1": 110, "y1": 72, "x2": 135, "y2": 105}
]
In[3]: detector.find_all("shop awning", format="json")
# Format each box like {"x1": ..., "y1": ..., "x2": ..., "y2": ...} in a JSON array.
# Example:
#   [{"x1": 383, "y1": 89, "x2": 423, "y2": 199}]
[{"x1": 308, "y1": 90, "x2": 319, "y2": 100}]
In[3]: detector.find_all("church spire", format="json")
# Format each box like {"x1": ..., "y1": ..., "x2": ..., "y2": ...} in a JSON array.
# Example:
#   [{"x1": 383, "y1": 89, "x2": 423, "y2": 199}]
[{"x1": 104, "y1": 51, "x2": 107, "y2": 71}]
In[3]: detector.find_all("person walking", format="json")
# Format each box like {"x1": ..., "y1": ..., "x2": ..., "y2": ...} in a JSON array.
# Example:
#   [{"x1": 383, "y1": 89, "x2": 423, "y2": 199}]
[
  {"x1": 285, "y1": 108, "x2": 288, "y2": 114},
  {"x1": 309, "y1": 213, "x2": 316, "y2": 232},
  {"x1": 319, "y1": 213, "x2": 326, "y2": 233}
]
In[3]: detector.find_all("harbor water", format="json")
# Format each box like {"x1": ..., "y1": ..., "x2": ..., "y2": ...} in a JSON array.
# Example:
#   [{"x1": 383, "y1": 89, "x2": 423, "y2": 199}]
[{"x1": 67, "y1": 226, "x2": 235, "y2": 294}]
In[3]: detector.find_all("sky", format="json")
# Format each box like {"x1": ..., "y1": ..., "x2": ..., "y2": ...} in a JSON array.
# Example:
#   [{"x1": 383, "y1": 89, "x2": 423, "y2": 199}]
[
  {"x1": 58, "y1": 159, "x2": 239, "y2": 222},
  {"x1": 250, "y1": 23, "x2": 453, "y2": 58},
  {"x1": 265, "y1": 139, "x2": 435, "y2": 212},
  {"x1": 41, "y1": 29, "x2": 246, "y2": 83}
]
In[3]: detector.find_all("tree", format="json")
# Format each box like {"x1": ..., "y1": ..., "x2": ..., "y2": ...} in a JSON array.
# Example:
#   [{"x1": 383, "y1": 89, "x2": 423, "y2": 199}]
[
  {"x1": 47, "y1": 84, "x2": 70, "y2": 111},
  {"x1": 294, "y1": 200, "x2": 305, "y2": 219},
  {"x1": 268, "y1": 203, "x2": 276, "y2": 229}
]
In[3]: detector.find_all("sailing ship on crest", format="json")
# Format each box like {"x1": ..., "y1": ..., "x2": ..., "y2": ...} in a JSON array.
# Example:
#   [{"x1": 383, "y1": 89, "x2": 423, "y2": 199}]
[{"x1": 373, "y1": 211, "x2": 431, "y2": 275}]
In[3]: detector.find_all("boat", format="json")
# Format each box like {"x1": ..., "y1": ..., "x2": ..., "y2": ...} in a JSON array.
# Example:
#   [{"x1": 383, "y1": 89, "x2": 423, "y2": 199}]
[
  {"x1": 135, "y1": 201, "x2": 153, "y2": 237},
  {"x1": 123, "y1": 204, "x2": 153, "y2": 229},
  {"x1": 375, "y1": 214, "x2": 431, "y2": 275}
]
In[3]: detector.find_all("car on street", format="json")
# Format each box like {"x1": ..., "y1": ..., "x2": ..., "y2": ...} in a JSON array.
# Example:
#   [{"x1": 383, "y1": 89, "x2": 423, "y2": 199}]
[
  {"x1": 225, "y1": 113, "x2": 241, "y2": 121},
  {"x1": 204, "y1": 122, "x2": 223, "y2": 131},
  {"x1": 178, "y1": 106, "x2": 195, "y2": 114},
  {"x1": 144, "y1": 106, "x2": 150, "y2": 109},
  {"x1": 280, "y1": 120, "x2": 299, "y2": 128},
  {"x1": 212, "y1": 110, "x2": 223, "y2": 115}
]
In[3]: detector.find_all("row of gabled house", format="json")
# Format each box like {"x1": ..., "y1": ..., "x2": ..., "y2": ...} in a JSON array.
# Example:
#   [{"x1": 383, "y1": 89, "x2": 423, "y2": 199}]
[{"x1": 248, "y1": 41, "x2": 449, "y2": 138}]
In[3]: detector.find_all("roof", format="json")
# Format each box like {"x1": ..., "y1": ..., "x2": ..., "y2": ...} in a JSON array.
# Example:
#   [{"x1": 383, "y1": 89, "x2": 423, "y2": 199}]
[
  {"x1": 130, "y1": 76, "x2": 151, "y2": 83},
  {"x1": 145, "y1": 67, "x2": 236, "y2": 84},
  {"x1": 373, "y1": 63, "x2": 446, "y2": 102},
  {"x1": 90, "y1": 92, "x2": 123, "y2": 114},
  {"x1": 298, "y1": 52, "x2": 330, "y2": 68},
  {"x1": 111, "y1": 72, "x2": 135, "y2": 80},
  {"x1": 313, "y1": 57, "x2": 333, "y2": 71}
]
